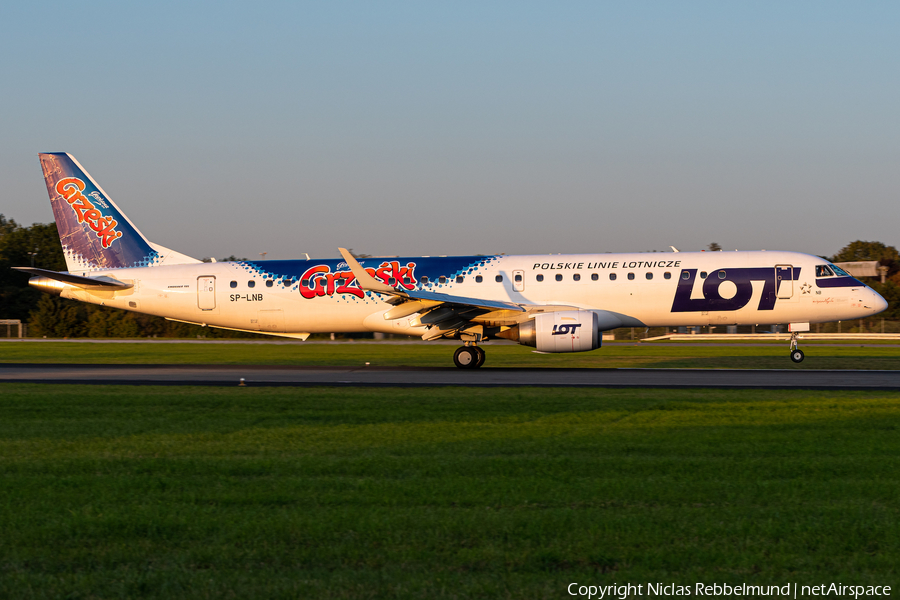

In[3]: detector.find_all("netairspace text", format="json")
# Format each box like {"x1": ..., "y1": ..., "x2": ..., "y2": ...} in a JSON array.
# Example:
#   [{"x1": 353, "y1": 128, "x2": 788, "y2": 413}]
[{"x1": 567, "y1": 582, "x2": 892, "y2": 599}]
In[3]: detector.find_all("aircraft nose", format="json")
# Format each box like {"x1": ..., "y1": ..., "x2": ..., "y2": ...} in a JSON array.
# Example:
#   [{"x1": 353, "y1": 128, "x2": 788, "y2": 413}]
[{"x1": 868, "y1": 288, "x2": 888, "y2": 315}]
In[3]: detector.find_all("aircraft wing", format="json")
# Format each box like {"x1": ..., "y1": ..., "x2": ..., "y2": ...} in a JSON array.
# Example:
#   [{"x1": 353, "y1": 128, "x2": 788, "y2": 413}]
[
  {"x1": 398, "y1": 288, "x2": 525, "y2": 312},
  {"x1": 338, "y1": 248, "x2": 586, "y2": 340},
  {"x1": 338, "y1": 247, "x2": 523, "y2": 311}
]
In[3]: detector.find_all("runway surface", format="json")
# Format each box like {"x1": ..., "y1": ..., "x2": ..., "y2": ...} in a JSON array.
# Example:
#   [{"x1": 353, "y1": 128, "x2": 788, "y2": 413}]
[{"x1": 2, "y1": 363, "x2": 899, "y2": 389}]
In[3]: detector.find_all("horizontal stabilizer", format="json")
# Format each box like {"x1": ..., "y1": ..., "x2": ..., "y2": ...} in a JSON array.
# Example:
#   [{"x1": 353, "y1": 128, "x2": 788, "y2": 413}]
[{"x1": 12, "y1": 267, "x2": 133, "y2": 289}]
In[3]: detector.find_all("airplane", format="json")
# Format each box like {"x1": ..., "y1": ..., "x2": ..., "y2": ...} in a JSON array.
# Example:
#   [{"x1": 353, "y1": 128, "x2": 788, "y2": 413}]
[{"x1": 16, "y1": 153, "x2": 888, "y2": 368}]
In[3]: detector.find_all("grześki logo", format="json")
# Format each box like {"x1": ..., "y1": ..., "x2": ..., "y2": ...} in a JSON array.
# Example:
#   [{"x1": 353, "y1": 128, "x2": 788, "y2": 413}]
[
  {"x1": 298, "y1": 261, "x2": 417, "y2": 299},
  {"x1": 56, "y1": 178, "x2": 123, "y2": 248}
]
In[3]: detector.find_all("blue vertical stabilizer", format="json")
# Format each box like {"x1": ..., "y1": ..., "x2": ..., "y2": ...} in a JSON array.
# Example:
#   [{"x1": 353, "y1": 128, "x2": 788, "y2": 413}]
[{"x1": 39, "y1": 153, "x2": 191, "y2": 271}]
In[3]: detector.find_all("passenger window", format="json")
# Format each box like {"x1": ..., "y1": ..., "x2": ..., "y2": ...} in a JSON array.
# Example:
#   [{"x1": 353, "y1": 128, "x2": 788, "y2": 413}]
[
  {"x1": 421, "y1": 276, "x2": 429, "y2": 284},
  {"x1": 700, "y1": 272, "x2": 707, "y2": 279},
  {"x1": 388, "y1": 277, "x2": 397, "y2": 286},
  {"x1": 515, "y1": 273, "x2": 523, "y2": 283},
  {"x1": 476, "y1": 275, "x2": 483, "y2": 283},
  {"x1": 495, "y1": 275, "x2": 503, "y2": 282},
  {"x1": 555, "y1": 274, "x2": 563, "y2": 282},
  {"x1": 456, "y1": 276, "x2": 464, "y2": 283},
  {"x1": 664, "y1": 272, "x2": 671, "y2": 279},
  {"x1": 248, "y1": 280, "x2": 255, "y2": 288},
  {"x1": 609, "y1": 273, "x2": 617, "y2": 281},
  {"x1": 283, "y1": 278, "x2": 294, "y2": 285},
  {"x1": 573, "y1": 273, "x2": 581, "y2": 281},
  {"x1": 645, "y1": 272, "x2": 653, "y2": 280},
  {"x1": 536, "y1": 274, "x2": 544, "y2": 282},
  {"x1": 438, "y1": 276, "x2": 446, "y2": 284},
  {"x1": 301, "y1": 279, "x2": 309, "y2": 286},
  {"x1": 718, "y1": 270, "x2": 726, "y2": 279},
  {"x1": 230, "y1": 281, "x2": 237, "y2": 288},
  {"x1": 627, "y1": 273, "x2": 635, "y2": 280},
  {"x1": 591, "y1": 273, "x2": 598, "y2": 281},
  {"x1": 266, "y1": 280, "x2": 273, "y2": 287},
  {"x1": 681, "y1": 271, "x2": 690, "y2": 280}
]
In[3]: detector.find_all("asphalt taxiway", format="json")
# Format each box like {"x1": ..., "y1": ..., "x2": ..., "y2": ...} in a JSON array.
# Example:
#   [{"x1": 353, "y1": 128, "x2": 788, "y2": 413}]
[{"x1": 2, "y1": 363, "x2": 899, "y2": 389}]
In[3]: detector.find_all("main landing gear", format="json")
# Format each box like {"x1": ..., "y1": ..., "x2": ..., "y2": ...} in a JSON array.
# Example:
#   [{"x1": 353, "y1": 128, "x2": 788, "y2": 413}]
[
  {"x1": 789, "y1": 332, "x2": 805, "y2": 363},
  {"x1": 453, "y1": 344, "x2": 486, "y2": 369}
]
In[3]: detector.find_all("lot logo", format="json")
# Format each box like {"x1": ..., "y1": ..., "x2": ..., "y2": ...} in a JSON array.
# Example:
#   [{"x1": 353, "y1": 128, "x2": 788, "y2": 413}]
[
  {"x1": 298, "y1": 261, "x2": 418, "y2": 299},
  {"x1": 671, "y1": 267, "x2": 799, "y2": 313},
  {"x1": 56, "y1": 177, "x2": 123, "y2": 248},
  {"x1": 552, "y1": 323, "x2": 582, "y2": 335}
]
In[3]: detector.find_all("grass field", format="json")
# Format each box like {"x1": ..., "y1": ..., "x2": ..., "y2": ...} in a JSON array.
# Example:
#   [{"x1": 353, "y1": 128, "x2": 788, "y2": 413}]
[
  {"x1": 1, "y1": 384, "x2": 898, "y2": 598},
  {"x1": 3, "y1": 340, "x2": 900, "y2": 369}
]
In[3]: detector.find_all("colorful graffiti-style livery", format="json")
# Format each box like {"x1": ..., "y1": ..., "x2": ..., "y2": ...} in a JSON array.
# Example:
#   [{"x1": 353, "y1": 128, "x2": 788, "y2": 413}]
[
  {"x1": 298, "y1": 261, "x2": 417, "y2": 299},
  {"x1": 56, "y1": 177, "x2": 123, "y2": 248}
]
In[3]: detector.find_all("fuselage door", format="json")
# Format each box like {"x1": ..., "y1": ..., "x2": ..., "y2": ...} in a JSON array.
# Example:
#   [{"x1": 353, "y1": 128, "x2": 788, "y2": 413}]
[
  {"x1": 198, "y1": 276, "x2": 216, "y2": 310},
  {"x1": 775, "y1": 265, "x2": 793, "y2": 299},
  {"x1": 513, "y1": 270, "x2": 525, "y2": 293}
]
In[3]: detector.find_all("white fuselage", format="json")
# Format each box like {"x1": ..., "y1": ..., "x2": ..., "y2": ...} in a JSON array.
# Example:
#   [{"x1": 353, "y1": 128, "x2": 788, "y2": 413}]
[{"x1": 49, "y1": 250, "x2": 886, "y2": 337}]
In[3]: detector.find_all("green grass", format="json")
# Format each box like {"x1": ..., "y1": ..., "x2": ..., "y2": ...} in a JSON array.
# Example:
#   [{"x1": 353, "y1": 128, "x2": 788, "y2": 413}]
[
  {"x1": 2, "y1": 340, "x2": 900, "y2": 369},
  {"x1": 1, "y1": 384, "x2": 899, "y2": 598}
]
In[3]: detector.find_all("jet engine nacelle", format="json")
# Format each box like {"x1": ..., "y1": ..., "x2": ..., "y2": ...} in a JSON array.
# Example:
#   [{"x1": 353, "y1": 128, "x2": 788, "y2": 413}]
[
  {"x1": 497, "y1": 309, "x2": 624, "y2": 352},
  {"x1": 516, "y1": 311, "x2": 601, "y2": 353}
]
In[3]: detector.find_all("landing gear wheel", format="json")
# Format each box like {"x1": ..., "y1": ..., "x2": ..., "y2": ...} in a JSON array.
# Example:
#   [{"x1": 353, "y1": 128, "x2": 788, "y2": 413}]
[
  {"x1": 453, "y1": 346, "x2": 479, "y2": 369},
  {"x1": 788, "y1": 332, "x2": 804, "y2": 363},
  {"x1": 473, "y1": 346, "x2": 486, "y2": 368}
]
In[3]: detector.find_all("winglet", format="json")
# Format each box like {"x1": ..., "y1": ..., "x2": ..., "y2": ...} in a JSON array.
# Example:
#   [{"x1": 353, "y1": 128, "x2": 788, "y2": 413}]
[{"x1": 338, "y1": 248, "x2": 396, "y2": 294}]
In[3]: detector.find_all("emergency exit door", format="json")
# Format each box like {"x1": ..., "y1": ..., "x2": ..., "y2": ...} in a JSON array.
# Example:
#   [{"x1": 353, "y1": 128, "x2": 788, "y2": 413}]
[
  {"x1": 513, "y1": 270, "x2": 525, "y2": 292},
  {"x1": 197, "y1": 276, "x2": 216, "y2": 310}
]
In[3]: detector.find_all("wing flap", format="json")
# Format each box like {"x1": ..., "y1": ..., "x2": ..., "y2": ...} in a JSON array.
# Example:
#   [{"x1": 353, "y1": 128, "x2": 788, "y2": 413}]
[{"x1": 401, "y1": 288, "x2": 525, "y2": 312}]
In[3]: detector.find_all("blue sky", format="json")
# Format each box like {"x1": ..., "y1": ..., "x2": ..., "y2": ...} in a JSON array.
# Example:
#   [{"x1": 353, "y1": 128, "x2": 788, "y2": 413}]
[{"x1": 2, "y1": 1, "x2": 898, "y2": 259}]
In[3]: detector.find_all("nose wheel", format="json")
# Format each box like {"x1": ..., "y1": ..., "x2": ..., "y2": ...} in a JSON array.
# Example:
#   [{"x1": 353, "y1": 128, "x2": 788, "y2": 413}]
[
  {"x1": 789, "y1": 332, "x2": 804, "y2": 363},
  {"x1": 453, "y1": 345, "x2": 486, "y2": 368}
]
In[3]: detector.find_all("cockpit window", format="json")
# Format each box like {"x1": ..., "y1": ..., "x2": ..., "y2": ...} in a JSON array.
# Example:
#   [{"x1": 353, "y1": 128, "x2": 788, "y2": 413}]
[
  {"x1": 831, "y1": 264, "x2": 851, "y2": 277},
  {"x1": 815, "y1": 265, "x2": 835, "y2": 277}
]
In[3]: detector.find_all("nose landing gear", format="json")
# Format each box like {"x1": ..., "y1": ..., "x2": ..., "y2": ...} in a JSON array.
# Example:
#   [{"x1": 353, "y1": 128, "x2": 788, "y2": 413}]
[
  {"x1": 453, "y1": 344, "x2": 486, "y2": 368},
  {"x1": 789, "y1": 332, "x2": 805, "y2": 363}
]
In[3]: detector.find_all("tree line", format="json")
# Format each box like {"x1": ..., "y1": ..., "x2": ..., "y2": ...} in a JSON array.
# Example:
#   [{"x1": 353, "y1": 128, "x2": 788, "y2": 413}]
[{"x1": 1, "y1": 214, "x2": 899, "y2": 338}]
